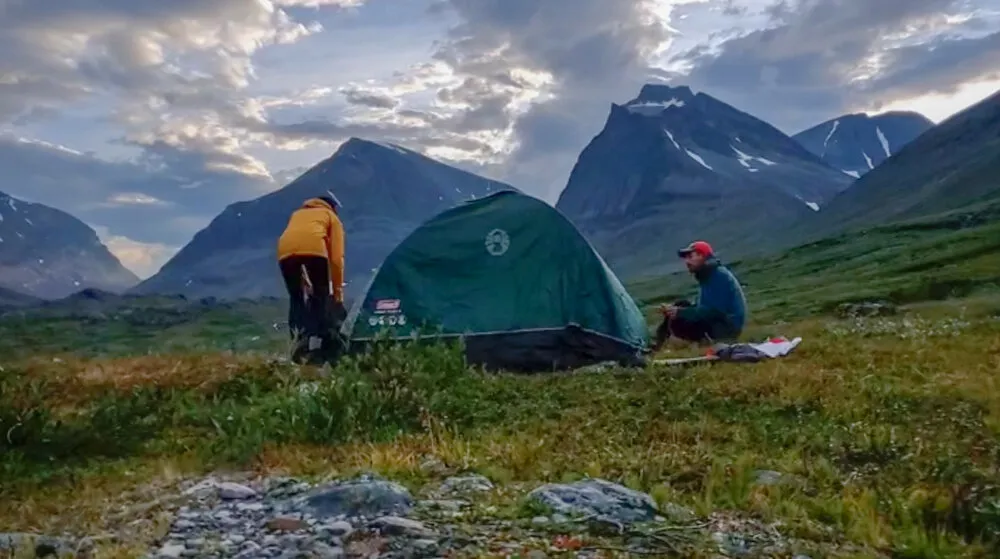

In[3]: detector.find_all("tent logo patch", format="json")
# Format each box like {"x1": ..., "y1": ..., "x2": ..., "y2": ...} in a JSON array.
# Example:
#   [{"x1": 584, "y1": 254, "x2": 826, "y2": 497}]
[
  {"x1": 485, "y1": 228, "x2": 510, "y2": 256},
  {"x1": 375, "y1": 299, "x2": 400, "y2": 312}
]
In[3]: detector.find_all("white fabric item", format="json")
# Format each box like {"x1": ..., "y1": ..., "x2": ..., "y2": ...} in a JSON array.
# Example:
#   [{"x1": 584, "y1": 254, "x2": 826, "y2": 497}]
[{"x1": 748, "y1": 337, "x2": 802, "y2": 358}]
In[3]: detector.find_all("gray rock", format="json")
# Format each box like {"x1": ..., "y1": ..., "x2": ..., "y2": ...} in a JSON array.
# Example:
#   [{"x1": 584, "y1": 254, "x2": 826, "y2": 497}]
[
  {"x1": 219, "y1": 482, "x2": 258, "y2": 500},
  {"x1": 531, "y1": 516, "x2": 550, "y2": 526},
  {"x1": 412, "y1": 539, "x2": 438, "y2": 552},
  {"x1": 368, "y1": 516, "x2": 433, "y2": 537},
  {"x1": 308, "y1": 541, "x2": 345, "y2": 558},
  {"x1": 0, "y1": 533, "x2": 76, "y2": 557},
  {"x1": 527, "y1": 479, "x2": 658, "y2": 525},
  {"x1": 713, "y1": 531, "x2": 751, "y2": 557},
  {"x1": 154, "y1": 542, "x2": 187, "y2": 558},
  {"x1": 171, "y1": 519, "x2": 197, "y2": 531},
  {"x1": 317, "y1": 520, "x2": 354, "y2": 539},
  {"x1": 439, "y1": 474, "x2": 494, "y2": 494},
  {"x1": 300, "y1": 475, "x2": 413, "y2": 519},
  {"x1": 233, "y1": 541, "x2": 262, "y2": 559},
  {"x1": 419, "y1": 499, "x2": 468, "y2": 511}
]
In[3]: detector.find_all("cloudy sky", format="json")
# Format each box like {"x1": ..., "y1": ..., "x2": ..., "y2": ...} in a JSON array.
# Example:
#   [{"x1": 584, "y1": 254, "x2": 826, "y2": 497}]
[{"x1": 1, "y1": 0, "x2": 998, "y2": 278}]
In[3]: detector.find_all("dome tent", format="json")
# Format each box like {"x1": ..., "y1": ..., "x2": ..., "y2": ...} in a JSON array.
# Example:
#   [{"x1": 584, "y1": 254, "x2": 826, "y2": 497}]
[{"x1": 340, "y1": 190, "x2": 648, "y2": 372}]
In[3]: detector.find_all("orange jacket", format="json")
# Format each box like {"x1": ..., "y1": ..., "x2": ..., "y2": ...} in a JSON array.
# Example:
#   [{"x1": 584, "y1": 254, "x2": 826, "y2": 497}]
[{"x1": 277, "y1": 198, "x2": 345, "y2": 301}]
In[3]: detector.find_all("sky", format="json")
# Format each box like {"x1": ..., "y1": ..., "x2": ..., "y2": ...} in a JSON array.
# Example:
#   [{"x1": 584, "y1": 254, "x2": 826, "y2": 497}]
[{"x1": 1, "y1": 0, "x2": 998, "y2": 278}]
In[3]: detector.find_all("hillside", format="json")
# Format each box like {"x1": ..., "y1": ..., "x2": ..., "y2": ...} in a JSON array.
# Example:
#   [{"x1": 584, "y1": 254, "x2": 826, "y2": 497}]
[
  {"x1": 630, "y1": 198, "x2": 1000, "y2": 321},
  {"x1": 555, "y1": 84, "x2": 853, "y2": 278},
  {"x1": 788, "y1": 88, "x2": 1000, "y2": 239},
  {"x1": 0, "y1": 190, "x2": 139, "y2": 299},
  {"x1": 793, "y1": 111, "x2": 933, "y2": 178},
  {"x1": 0, "y1": 285, "x2": 39, "y2": 310},
  {"x1": 133, "y1": 138, "x2": 516, "y2": 300}
]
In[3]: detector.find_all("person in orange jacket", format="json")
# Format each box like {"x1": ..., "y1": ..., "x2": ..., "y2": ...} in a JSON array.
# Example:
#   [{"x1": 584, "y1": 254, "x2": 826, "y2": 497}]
[{"x1": 276, "y1": 191, "x2": 345, "y2": 353}]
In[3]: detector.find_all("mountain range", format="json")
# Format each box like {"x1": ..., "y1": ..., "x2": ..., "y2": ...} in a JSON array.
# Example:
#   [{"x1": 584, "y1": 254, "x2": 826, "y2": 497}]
[
  {"x1": 554, "y1": 84, "x2": 853, "y2": 277},
  {"x1": 792, "y1": 111, "x2": 934, "y2": 179},
  {"x1": 0, "y1": 190, "x2": 138, "y2": 299},
  {"x1": 5, "y1": 83, "x2": 998, "y2": 300},
  {"x1": 132, "y1": 138, "x2": 516, "y2": 300},
  {"x1": 786, "y1": 88, "x2": 1000, "y2": 239}
]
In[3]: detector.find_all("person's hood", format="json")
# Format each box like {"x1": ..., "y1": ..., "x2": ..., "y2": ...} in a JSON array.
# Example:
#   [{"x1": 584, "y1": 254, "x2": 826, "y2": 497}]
[
  {"x1": 693, "y1": 257, "x2": 722, "y2": 282},
  {"x1": 302, "y1": 197, "x2": 334, "y2": 211}
]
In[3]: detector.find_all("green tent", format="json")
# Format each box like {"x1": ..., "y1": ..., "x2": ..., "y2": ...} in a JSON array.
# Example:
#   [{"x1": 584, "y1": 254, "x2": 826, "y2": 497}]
[{"x1": 341, "y1": 191, "x2": 649, "y2": 372}]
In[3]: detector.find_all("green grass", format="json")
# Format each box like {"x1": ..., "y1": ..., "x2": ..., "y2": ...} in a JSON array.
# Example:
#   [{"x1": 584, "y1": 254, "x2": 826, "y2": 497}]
[
  {"x1": 0, "y1": 297, "x2": 287, "y2": 359},
  {"x1": 2, "y1": 209, "x2": 1000, "y2": 558}
]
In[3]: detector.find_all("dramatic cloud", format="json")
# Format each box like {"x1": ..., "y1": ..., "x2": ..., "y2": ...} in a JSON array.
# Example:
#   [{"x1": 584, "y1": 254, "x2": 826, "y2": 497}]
[
  {"x1": 0, "y1": 0, "x2": 997, "y2": 278},
  {"x1": 676, "y1": 0, "x2": 1000, "y2": 133}
]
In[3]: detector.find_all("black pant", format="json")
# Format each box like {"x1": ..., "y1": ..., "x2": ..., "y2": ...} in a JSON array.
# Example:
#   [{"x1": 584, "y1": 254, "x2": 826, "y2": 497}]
[
  {"x1": 653, "y1": 300, "x2": 734, "y2": 348},
  {"x1": 279, "y1": 255, "x2": 331, "y2": 341}
]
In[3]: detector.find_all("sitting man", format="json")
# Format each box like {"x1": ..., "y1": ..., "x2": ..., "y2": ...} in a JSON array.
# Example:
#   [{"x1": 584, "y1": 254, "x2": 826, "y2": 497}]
[{"x1": 652, "y1": 240, "x2": 747, "y2": 350}]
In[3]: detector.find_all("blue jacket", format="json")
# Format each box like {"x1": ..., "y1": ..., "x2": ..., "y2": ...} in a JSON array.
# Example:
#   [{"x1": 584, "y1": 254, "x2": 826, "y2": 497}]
[{"x1": 688, "y1": 259, "x2": 747, "y2": 336}]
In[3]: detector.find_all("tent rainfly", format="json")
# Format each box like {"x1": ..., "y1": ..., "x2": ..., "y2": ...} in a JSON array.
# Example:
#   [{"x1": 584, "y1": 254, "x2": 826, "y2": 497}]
[{"x1": 341, "y1": 190, "x2": 648, "y2": 372}]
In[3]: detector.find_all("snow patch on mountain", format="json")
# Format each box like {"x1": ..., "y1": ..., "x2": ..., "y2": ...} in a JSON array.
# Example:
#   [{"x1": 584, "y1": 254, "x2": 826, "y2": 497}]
[
  {"x1": 663, "y1": 129, "x2": 681, "y2": 150},
  {"x1": 685, "y1": 149, "x2": 713, "y2": 170},
  {"x1": 733, "y1": 145, "x2": 755, "y2": 169},
  {"x1": 862, "y1": 151, "x2": 874, "y2": 169},
  {"x1": 823, "y1": 120, "x2": 840, "y2": 152},
  {"x1": 875, "y1": 126, "x2": 891, "y2": 157},
  {"x1": 843, "y1": 170, "x2": 861, "y2": 179},
  {"x1": 628, "y1": 99, "x2": 685, "y2": 115},
  {"x1": 731, "y1": 145, "x2": 776, "y2": 170}
]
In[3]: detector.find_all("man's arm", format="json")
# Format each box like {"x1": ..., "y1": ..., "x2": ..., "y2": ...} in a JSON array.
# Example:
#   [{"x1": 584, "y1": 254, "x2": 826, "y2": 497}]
[{"x1": 326, "y1": 213, "x2": 345, "y2": 302}]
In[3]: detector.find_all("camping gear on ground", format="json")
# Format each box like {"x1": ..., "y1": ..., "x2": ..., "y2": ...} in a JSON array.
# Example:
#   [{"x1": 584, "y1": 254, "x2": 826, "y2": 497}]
[
  {"x1": 711, "y1": 336, "x2": 802, "y2": 362},
  {"x1": 340, "y1": 190, "x2": 648, "y2": 372}
]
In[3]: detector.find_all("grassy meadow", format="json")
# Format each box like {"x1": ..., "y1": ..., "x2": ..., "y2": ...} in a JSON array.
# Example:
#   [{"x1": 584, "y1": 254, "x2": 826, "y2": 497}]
[{"x1": 2, "y1": 207, "x2": 1000, "y2": 558}]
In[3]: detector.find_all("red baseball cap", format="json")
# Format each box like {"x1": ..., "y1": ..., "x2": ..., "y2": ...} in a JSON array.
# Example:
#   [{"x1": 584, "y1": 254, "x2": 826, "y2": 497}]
[{"x1": 678, "y1": 240, "x2": 713, "y2": 258}]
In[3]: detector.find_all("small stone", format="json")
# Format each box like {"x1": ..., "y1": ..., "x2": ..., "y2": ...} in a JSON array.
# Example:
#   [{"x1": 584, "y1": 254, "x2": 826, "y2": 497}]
[
  {"x1": 660, "y1": 502, "x2": 697, "y2": 523},
  {"x1": 412, "y1": 539, "x2": 438, "y2": 551},
  {"x1": 551, "y1": 513, "x2": 569, "y2": 524},
  {"x1": 233, "y1": 542, "x2": 262, "y2": 559},
  {"x1": 236, "y1": 502, "x2": 266, "y2": 512},
  {"x1": 172, "y1": 519, "x2": 196, "y2": 531},
  {"x1": 420, "y1": 499, "x2": 468, "y2": 511},
  {"x1": 155, "y1": 542, "x2": 186, "y2": 558},
  {"x1": 368, "y1": 516, "x2": 433, "y2": 537},
  {"x1": 228, "y1": 535, "x2": 246, "y2": 545},
  {"x1": 279, "y1": 534, "x2": 307, "y2": 549},
  {"x1": 531, "y1": 516, "x2": 550, "y2": 526},
  {"x1": 439, "y1": 474, "x2": 494, "y2": 494},
  {"x1": 219, "y1": 482, "x2": 258, "y2": 500},
  {"x1": 308, "y1": 541, "x2": 346, "y2": 558},
  {"x1": 318, "y1": 520, "x2": 354, "y2": 539},
  {"x1": 267, "y1": 516, "x2": 308, "y2": 532}
]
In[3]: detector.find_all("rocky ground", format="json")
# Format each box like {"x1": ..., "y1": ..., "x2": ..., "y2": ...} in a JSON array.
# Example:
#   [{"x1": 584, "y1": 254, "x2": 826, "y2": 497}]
[{"x1": 2, "y1": 470, "x2": 844, "y2": 558}]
